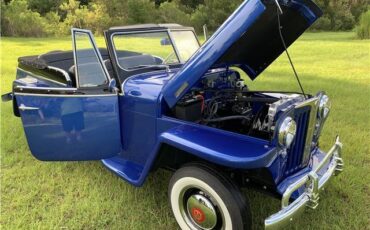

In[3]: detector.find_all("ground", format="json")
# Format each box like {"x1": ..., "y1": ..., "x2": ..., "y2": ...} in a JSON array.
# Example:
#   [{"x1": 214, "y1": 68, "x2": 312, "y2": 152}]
[{"x1": 1, "y1": 32, "x2": 369, "y2": 229}]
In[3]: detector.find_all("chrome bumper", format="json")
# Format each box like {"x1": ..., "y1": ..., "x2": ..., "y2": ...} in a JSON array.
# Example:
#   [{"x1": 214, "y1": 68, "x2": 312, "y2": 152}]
[{"x1": 265, "y1": 137, "x2": 344, "y2": 230}]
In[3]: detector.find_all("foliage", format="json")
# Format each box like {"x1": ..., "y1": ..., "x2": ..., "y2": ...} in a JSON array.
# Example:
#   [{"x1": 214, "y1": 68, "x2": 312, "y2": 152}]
[
  {"x1": 93, "y1": 0, "x2": 128, "y2": 26},
  {"x1": 127, "y1": 0, "x2": 156, "y2": 24},
  {"x1": 26, "y1": 0, "x2": 65, "y2": 15},
  {"x1": 356, "y1": 10, "x2": 370, "y2": 39},
  {"x1": 0, "y1": 0, "x2": 369, "y2": 37},
  {"x1": 157, "y1": 1, "x2": 192, "y2": 26},
  {"x1": 43, "y1": 11, "x2": 62, "y2": 36},
  {"x1": 58, "y1": 0, "x2": 110, "y2": 35},
  {"x1": 191, "y1": 0, "x2": 242, "y2": 32},
  {"x1": 1, "y1": 0, "x2": 47, "y2": 37},
  {"x1": 1, "y1": 32, "x2": 370, "y2": 229},
  {"x1": 312, "y1": 0, "x2": 355, "y2": 31},
  {"x1": 349, "y1": 0, "x2": 370, "y2": 22}
]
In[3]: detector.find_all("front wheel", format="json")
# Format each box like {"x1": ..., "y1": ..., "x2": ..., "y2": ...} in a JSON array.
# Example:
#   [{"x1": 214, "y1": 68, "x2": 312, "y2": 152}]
[{"x1": 168, "y1": 164, "x2": 251, "y2": 230}]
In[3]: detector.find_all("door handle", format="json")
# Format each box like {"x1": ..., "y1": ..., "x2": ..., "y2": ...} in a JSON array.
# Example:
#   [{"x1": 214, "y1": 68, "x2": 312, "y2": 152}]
[{"x1": 19, "y1": 104, "x2": 39, "y2": 111}]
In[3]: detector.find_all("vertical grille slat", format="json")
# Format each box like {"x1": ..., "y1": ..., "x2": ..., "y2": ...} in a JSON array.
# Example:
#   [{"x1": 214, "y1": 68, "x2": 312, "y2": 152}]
[{"x1": 285, "y1": 107, "x2": 311, "y2": 175}]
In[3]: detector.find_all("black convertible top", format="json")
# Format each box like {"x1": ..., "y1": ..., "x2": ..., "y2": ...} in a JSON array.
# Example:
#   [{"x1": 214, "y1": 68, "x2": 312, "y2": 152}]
[{"x1": 108, "y1": 23, "x2": 193, "y2": 32}]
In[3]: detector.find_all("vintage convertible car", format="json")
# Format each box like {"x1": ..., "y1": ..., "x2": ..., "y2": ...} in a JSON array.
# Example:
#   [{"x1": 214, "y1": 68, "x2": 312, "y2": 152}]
[{"x1": 2, "y1": 0, "x2": 344, "y2": 229}]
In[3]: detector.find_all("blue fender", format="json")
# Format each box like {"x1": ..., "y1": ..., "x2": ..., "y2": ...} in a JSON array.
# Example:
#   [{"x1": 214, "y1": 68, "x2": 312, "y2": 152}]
[
  {"x1": 102, "y1": 123, "x2": 278, "y2": 187},
  {"x1": 157, "y1": 124, "x2": 277, "y2": 169}
]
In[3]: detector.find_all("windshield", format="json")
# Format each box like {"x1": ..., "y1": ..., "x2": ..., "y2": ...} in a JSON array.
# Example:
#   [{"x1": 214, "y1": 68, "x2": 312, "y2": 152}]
[
  {"x1": 112, "y1": 30, "x2": 199, "y2": 70},
  {"x1": 113, "y1": 31, "x2": 179, "y2": 70},
  {"x1": 171, "y1": 30, "x2": 200, "y2": 62}
]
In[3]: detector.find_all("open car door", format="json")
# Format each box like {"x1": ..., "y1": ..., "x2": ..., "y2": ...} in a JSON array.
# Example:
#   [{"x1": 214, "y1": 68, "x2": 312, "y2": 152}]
[{"x1": 13, "y1": 29, "x2": 121, "y2": 161}]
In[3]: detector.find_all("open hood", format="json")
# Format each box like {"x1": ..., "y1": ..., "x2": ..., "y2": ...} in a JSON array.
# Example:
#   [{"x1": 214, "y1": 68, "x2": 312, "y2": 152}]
[{"x1": 163, "y1": 0, "x2": 322, "y2": 108}]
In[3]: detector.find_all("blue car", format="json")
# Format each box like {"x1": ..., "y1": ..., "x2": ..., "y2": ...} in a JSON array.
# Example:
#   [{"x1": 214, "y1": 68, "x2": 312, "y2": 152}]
[{"x1": 2, "y1": 0, "x2": 344, "y2": 229}]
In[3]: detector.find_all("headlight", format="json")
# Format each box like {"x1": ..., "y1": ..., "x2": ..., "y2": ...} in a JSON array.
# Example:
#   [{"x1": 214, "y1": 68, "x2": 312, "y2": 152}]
[
  {"x1": 278, "y1": 117, "x2": 297, "y2": 148},
  {"x1": 318, "y1": 94, "x2": 331, "y2": 120}
]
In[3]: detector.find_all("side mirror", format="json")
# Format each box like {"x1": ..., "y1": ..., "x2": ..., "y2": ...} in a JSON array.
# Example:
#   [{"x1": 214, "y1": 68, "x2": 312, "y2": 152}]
[
  {"x1": 160, "y1": 38, "x2": 171, "y2": 46},
  {"x1": 203, "y1": 24, "x2": 209, "y2": 41},
  {"x1": 108, "y1": 79, "x2": 118, "y2": 93}
]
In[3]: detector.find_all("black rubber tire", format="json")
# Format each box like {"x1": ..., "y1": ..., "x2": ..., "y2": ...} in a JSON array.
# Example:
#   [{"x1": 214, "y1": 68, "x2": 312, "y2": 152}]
[{"x1": 168, "y1": 163, "x2": 252, "y2": 230}]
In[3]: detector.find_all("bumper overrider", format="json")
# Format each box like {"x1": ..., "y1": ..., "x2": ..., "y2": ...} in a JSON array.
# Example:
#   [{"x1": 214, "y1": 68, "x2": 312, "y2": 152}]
[{"x1": 265, "y1": 137, "x2": 344, "y2": 229}]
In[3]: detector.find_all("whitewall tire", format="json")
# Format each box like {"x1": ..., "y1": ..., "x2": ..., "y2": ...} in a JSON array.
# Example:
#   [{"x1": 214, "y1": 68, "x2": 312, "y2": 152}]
[{"x1": 168, "y1": 164, "x2": 251, "y2": 230}]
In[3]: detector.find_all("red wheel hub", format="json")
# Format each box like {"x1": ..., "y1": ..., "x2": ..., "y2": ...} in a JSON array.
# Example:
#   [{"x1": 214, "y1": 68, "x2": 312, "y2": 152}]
[{"x1": 191, "y1": 207, "x2": 206, "y2": 223}]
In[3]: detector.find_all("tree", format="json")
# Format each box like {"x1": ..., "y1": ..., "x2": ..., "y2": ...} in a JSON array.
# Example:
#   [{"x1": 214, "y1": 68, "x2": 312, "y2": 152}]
[
  {"x1": 179, "y1": 0, "x2": 204, "y2": 11},
  {"x1": 27, "y1": 0, "x2": 66, "y2": 15},
  {"x1": 93, "y1": 0, "x2": 128, "y2": 26},
  {"x1": 157, "y1": 1, "x2": 191, "y2": 25},
  {"x1": 59, "y1": 0, "x2": 110, "y2": 35},
  {"x1": 127, "y1": 0, "x2": 156, "y2": 24},
  {"x1": 313, "y1": 0, "x2": 356, "y2": 30},
  {"x1": 356, "y1": 9, "x2": 370, "y2": 39},
  {"x1": 191, "y1": 0, "x2": 242, "y2": 32},
  {"x1": 349, "y1": 0, "x2": 370, "y2": 22},
  {"x1": 1, "y1": 0, "x2": 47, "y2": 36}
]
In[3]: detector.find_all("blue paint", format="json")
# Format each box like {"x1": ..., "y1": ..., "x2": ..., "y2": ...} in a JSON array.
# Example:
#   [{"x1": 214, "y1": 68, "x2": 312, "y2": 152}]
[
  {"x1": 8, "y1": 0, "x2": 326, "y2": 198},
  {"x1": 162, "y1": 0, "x2": 266, "y2": 108},
  {"x1": 277, "y1": 147, "x2": 333, "y2": 199},
  {"x1": 15, "y1": 94, "x2": 121, "y2": 161}
]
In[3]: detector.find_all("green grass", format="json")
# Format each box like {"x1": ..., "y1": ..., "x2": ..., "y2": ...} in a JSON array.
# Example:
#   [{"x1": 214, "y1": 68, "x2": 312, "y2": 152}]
[{"x1": 1, "y1": 32, "x2": 369, "y2": 229}]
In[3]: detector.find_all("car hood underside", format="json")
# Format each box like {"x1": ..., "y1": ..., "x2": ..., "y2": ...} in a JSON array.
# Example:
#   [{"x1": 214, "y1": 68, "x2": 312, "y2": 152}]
[{"x1": 163, "y1": 0, "x2": 322, "y2": 108}]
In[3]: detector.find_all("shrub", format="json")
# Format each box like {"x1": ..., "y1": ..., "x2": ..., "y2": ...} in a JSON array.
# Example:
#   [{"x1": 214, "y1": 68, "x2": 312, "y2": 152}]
[
  {"x1": 1, "y1": 0, "x2": 47, "y2": 37},
  {"x1": 127, "y1": 0, "x2": 157, "y2": 24},
  {"x1": 58, "y1": 0, "x2": 110, "y2": 35},
  {"x1": 157, "y1": 1, "x2": 191, "y2": 26},
  {"x1": 44, "y1": 12, "x2": 62, "y2": 36},
  {"x1": 356, "y1": 10, "x2": 370, "y2": 39},
  {"x1": 191, "y1": 0, "x2": 242, "y2": 32},
  {"x1": 311, "y1": 16, "x2": 332, "y2": 31}
]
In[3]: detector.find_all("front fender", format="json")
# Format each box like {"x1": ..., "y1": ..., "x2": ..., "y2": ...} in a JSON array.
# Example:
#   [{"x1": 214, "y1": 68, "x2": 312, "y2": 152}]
[{"x1": 158, "y1": 124, "x2": 277, "y2": 169}]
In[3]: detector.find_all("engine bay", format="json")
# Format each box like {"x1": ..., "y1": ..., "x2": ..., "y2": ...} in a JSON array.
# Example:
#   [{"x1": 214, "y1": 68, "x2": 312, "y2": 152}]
[{"x1": 169, "y1": 69, "x2": 305, "y2": 141}]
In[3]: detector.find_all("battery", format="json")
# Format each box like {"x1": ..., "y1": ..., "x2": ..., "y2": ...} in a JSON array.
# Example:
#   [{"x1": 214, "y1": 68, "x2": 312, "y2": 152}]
[{"x1": 175, "y1": 96, "x2": 203, "y2": 122}]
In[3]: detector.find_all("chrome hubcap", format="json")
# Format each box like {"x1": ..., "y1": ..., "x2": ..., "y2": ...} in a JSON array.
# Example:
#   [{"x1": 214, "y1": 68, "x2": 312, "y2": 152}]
[{"x1": 185, "y1": 193, "x2": 217, "y2": 229}]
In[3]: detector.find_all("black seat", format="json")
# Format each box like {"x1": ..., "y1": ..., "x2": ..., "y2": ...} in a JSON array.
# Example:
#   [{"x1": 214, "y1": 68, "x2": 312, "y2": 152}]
[{"x1": 118, "y1": 55, "x2": 160, "y2": 69}]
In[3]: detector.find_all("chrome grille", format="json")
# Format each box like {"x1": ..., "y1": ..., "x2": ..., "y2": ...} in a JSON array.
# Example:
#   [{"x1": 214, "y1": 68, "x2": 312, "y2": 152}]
[
  {"x1": 285, "y1": 106, "x2": 310, "y2": 175},
  {"x1": 284, "y1": 98, "x2": 319, "y2": 176}
]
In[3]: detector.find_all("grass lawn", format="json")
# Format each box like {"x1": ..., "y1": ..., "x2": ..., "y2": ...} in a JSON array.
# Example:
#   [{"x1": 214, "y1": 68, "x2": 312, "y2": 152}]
[{"x1": 1, "y1": 32, "x2": 369, "y2": 229}]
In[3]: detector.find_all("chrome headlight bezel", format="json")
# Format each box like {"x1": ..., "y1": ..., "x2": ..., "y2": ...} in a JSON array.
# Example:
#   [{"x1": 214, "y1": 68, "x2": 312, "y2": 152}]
[
  {"x1": 278, "y1": 117, "x2": 297, "y2": 148},
  {"x1": 318, "y1": 94, "x2": 331, "y2": 120}
]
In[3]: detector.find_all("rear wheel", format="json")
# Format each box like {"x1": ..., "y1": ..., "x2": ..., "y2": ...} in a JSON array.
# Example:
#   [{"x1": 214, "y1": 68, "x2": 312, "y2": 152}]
[{"x1": 168, "y1": 164, "x2": 251, "y2": 230}]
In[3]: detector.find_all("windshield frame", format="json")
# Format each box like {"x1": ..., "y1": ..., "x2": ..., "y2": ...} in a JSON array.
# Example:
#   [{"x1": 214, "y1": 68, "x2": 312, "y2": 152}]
[{"x1": 110, "y1": 28, "x2": 200, "y2": 72}]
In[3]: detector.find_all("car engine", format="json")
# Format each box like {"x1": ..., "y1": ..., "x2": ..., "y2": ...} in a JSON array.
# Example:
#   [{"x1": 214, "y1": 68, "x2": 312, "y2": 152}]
[{"x1": 171, "y1": 70, "x2": 305, "y2": 141}]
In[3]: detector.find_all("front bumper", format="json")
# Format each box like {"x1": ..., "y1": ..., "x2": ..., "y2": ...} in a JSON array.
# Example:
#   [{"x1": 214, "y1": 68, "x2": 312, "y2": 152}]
[{"x1": 264, "y1": 137, "x2": 344, "y2": 229}]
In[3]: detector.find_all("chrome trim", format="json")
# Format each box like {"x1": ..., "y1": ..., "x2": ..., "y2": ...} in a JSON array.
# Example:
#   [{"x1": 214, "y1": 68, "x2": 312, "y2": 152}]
[
  {"x1": 203, "y1": 24, "x2": 209, "y2": 40},
  {"x1": 14, "y1": 92, "x2": 116, "y2": 98},
  {"x1": 186, "y1": 193, "x2": 218, "y2": 229},
  {"x1": 19, "y1": 103, "x2": 39, "y2": 111},
  {"x1": 314, "y1": 93, "x2": 330, "y2": 139},
  {"x1": 120, "y1": 75, "x2": 139, "y2": 96},
  {"x1": 264, "y1": 137, "x2": 344, "y2": 230},
  {"x1": 110, "y1": 28, "x2": 200, "y2": 72},
  {"x1": 110, "y1": 30, "x2": 181, "y2": 71},
  {"x1": 167, "y1": 29, "x2": 183, "y2": 63},
  {"x1": 278, "y1": 117, "x2": 297, "y2": 148},
  {"x1": 47, "y1": 66, "x2": 72, "y2": 85},
  {"x1": 17, "y1": 67, "x2": 68, "y2": 87},
  {"x1": 14, "y1": 85, "x2": 116, "y2": 97},
  {"x1": 179, "y1": 186, "x2": 224, "y2": 230},
  {"x1": 71, "y1": 28, "x2": 111, "y2": 88},
  {"x1": 15, "y1": 85, "x2": 77, "y2": 91},
  {"x1": 296, "y1": 97, "x2": 319, "y2": 165}
]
